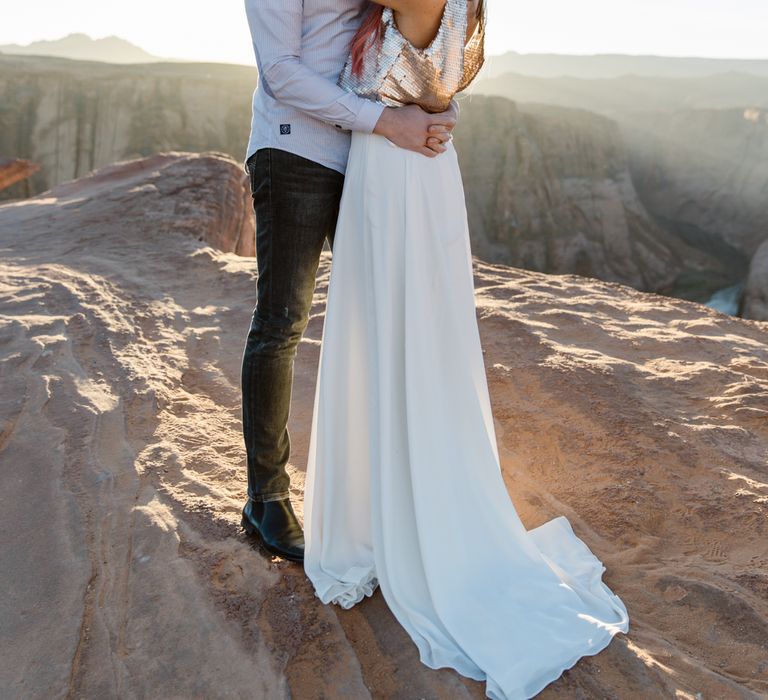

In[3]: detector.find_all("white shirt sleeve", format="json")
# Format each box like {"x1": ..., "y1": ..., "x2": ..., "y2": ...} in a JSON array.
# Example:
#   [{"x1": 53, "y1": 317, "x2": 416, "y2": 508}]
[{"x1": 244, "y1": 0, "x2": 385, "y2": 133}]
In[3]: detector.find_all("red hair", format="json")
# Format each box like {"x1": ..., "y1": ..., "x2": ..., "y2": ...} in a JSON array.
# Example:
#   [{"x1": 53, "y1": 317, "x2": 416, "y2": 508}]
[{"x1": 350, "y1": 4, "x2": 385, "y2": 77}]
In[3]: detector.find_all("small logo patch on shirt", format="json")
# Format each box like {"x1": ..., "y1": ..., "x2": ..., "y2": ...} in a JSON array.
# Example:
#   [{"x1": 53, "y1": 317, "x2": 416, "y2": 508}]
[{"x1": 279, "y1": 124, "x2": 291, "y2": 135}]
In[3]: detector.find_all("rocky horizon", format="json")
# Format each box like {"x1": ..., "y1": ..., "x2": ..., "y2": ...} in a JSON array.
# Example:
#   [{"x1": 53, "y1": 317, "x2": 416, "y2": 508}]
[{"x1": 3, "y1": 54, "x2": 764, "y2": 308}]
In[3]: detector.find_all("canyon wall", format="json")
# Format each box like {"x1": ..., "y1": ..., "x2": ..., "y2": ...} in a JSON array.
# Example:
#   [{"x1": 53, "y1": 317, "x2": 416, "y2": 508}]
[
  {"x1": 621, "y1": 107, "x2": 768, "y2": 294},
  {"x1": 0, "y1": 55, "x2": 256, "y2": 197},
  {"x1": 452, "y1": 97, "x2": 707, "y2": 292},
  {"x1": 0, "y1": 54, "x2": 754, "y2": 298}
]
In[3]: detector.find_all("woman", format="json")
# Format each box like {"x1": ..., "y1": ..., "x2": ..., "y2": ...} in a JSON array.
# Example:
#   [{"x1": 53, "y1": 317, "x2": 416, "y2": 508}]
[{"x1": 303, "y1": 2, "x2": 630, "y2": 698}]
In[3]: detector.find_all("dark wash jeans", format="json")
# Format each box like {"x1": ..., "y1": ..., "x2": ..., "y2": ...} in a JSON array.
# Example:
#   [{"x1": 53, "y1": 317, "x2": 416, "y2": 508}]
[{"x1": 241, "y1": 148, "x2": 345, "y2": 503}]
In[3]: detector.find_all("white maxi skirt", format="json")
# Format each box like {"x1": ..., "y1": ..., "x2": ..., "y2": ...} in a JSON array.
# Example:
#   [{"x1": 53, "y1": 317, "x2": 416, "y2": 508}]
[{"x1": 303, "y1": 130, "x2": 629, "y2": 700}]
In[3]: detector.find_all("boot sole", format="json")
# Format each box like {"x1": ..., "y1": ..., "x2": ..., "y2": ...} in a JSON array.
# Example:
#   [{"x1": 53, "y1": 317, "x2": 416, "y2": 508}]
[{"x1": 241, "y1": 514, "x2": 304, "y2": 563}]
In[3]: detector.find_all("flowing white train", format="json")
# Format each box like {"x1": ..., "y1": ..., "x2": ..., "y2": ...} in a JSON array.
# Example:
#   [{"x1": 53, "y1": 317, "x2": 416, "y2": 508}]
[{"x1": 303, "y1": 129, "x2": 629, "y2": 700}]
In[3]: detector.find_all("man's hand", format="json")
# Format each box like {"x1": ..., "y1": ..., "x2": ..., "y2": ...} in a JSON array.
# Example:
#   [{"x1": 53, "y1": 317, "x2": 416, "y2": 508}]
[{"x1": 373, "y1": 103, "x2": 458, "y2": 157}]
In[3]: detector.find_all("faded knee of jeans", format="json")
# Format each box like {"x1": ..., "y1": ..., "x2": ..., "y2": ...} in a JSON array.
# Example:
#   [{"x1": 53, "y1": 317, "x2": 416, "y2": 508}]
[{"x1": 247, "y1": 314, "x2": 308, "y2": 358}]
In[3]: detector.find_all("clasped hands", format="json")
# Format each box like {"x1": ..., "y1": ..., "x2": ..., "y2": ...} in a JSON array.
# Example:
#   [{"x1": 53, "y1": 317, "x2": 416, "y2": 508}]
[{"x1": 373, "y1": 100, "x2": 459, "y2": 157}]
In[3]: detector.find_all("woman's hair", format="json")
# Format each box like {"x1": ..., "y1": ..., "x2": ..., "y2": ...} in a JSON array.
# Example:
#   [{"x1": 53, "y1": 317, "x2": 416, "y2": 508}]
[
  {"x1": 350, "y1": 4, "x2": 385, "y2": 77},
  {"x1": 350, "y1": 1, "x2": 485, "y2": 77}
]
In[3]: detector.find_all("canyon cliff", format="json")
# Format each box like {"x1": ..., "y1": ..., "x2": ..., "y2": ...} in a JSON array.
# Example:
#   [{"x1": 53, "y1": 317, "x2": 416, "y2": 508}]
[
  {"x1": 474, "y1": 74, "x2": 768, "y2": 302},
  {"x1": 621, "y1": 107, "x2": 768, "y2": 299},
  {"x1": 453, "y1": 97, "x2": 705, "y2": 292},
  {"x1": 0, "y1": 54, "x2": 720, "y2": 296},
  {"x1": 0, "y1": 55, "x2": 256, "y2": 196},
  {"x1": 622, "y1": 108, "x2": 768, "y2": 258}
]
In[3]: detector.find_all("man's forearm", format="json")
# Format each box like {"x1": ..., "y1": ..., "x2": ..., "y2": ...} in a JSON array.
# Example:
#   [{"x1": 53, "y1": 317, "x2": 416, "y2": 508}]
[
  {"x1": 259, "y1": 57, "x2": 385, "y2": 133},
  {"x1": 245, "y1": 0, "x2": 385, "y2": 133}
]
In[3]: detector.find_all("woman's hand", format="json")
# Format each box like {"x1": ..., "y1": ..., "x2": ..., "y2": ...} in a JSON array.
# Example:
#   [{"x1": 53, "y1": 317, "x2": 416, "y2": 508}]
[{"x1": 426, "y1": 99, "x2": 459, "y2": 151}]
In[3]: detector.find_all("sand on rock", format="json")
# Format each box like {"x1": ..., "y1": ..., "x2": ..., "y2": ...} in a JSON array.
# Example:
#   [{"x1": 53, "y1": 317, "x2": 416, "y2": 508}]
[{"x1": 1, "y1": 152, "x2": 766, "y2": 699}]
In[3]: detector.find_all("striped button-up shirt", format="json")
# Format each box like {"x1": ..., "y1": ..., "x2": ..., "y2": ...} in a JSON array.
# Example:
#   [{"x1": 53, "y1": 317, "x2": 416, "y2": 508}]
[{"x1": 244, "y1": 0, "x2": 386, "y2": 175}]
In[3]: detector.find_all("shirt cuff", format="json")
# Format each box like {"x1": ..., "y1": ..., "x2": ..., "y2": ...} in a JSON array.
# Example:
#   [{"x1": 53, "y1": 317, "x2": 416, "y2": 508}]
[{"x1": 350, "y1": 100, "x2": 386, "y2": 134}]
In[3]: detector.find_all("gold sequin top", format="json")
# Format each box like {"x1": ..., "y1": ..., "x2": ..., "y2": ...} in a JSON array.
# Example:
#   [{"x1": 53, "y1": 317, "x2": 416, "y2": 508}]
[{"x1": 338, "y1": 0, "x2": 487, "y2": 114}]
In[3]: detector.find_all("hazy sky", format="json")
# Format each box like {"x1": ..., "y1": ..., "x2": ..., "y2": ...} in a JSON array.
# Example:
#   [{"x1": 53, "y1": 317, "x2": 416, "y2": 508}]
[{"x1": 2, "y1": 0, "x2": 767, "y2": 64}]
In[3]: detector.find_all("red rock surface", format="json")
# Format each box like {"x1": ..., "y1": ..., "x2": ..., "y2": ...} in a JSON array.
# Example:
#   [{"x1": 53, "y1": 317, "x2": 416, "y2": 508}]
[
  {"x1": 0, "y1": 157, "x2": 40, "y2": 192},
  {"x1": 1, "y1": 153, "x2": 766, "y2": 699}
]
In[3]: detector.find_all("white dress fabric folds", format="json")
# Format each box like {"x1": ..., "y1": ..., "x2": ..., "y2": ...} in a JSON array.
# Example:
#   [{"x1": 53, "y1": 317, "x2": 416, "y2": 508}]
[{"x1": 303, "y1": 131, "x2": 630, "y2": 700}]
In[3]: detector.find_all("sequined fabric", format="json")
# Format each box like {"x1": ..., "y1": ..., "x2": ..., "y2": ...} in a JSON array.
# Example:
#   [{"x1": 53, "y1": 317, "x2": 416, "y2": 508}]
[{"x1": 338, "y1": 0, "x2": 486, "y2": 114}]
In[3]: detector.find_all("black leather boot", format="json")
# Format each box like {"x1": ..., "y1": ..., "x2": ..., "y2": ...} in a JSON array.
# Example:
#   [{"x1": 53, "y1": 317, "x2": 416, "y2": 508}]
[{"x1": 241, "y1": 498, "x2": 305, "y2": 562}]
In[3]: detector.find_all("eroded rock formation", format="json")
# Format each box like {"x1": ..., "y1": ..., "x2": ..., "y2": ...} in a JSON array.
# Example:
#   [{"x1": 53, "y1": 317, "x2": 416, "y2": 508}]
[
  {"x1": 1, "y1": 153, "x2": 766, "y2": 699},
  {"x1": 453, "y1": 97, "x2": 707, "y2": 292},
  {"x1": 0, "y1": 157, "x2": 39, "y2": 193},
  {"x1": 2, "y1": 55, "x2": 722, "y2": 295}
]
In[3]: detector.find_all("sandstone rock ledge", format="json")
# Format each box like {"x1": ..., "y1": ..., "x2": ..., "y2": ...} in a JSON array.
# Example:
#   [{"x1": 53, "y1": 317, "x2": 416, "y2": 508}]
[
  {"x1": 0, "y1": 157, "x2": 40, "y2": 193},
  {"x1": 0, "y1": 153, "x2": 766, "y2": 699}
]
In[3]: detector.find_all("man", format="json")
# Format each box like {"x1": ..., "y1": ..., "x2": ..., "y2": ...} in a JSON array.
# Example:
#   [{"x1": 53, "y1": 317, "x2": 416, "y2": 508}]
[{"x1": 240, "y1": 0, "x2": 459, "y2": 562}]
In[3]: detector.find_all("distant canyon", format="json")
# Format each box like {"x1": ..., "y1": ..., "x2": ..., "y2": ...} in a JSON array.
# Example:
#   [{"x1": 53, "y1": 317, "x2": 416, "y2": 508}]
[{"x1": 1, "y1": 52, "x2": 766, "y2": 318}]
